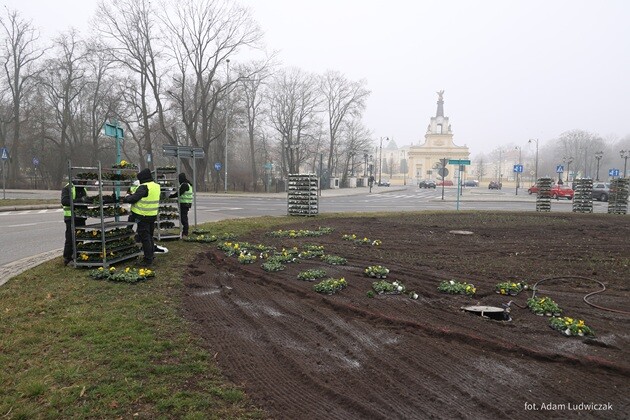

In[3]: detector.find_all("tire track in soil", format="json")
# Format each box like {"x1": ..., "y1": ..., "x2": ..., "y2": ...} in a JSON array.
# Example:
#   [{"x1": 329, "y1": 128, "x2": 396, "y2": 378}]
[{"x1": 182, "y1": 215, "x2": 630, "y2": 419}]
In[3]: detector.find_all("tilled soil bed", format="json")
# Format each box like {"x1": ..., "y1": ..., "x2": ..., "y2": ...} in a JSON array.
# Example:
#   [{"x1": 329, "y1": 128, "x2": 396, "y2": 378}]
[{"x1": 182, "y1": 212, "x2": 630, "y2": 419}]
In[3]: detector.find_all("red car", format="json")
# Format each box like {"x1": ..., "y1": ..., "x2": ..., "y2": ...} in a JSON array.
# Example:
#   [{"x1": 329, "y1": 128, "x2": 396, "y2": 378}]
[
  {"x1": 528, "y1": 184, "x2": 574, "y2": 200},
  {"x1": 437, "y1": 180, "x2": 454, "y2": 186}
]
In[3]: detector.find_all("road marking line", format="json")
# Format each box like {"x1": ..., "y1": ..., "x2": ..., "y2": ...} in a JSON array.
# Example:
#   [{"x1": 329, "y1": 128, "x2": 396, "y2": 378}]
[{"x1": 6, "y1": 223, "x2": 37, "y2": 227}]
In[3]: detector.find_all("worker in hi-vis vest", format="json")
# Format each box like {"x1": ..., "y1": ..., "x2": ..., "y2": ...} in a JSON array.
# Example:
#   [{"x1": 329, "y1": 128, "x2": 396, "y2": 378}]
[
  {"x1": 170, "y1": 172, "x2": 193, "y2": 237},
  {"x1": 61, "y1": 180, "x2": 88, "y2": 265},
  {"x1": 122, "y1": 168, "x2": 160, "y2": 266}
]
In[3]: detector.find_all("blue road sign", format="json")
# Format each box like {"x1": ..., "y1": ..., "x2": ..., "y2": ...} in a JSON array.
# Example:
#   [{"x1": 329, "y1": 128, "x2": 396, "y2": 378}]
[
  {"x1": 609, "y1": 169, "x2": 620, "y2": 177},
  {"x1": 32, "y1": 157, "x2": 39, "y2": 166},
  {"x1": 1, "y1": 147, "x2": 8, "y2": 161},
  {"x1": 556, "y1": 165, "x2": 564, "y2": 173},
  {"x1": 214, "y1": 162, "x2": 222, "y2": 171},
  {"x1": 513, "y1": 164, "x2": 523, "y2": 173}
]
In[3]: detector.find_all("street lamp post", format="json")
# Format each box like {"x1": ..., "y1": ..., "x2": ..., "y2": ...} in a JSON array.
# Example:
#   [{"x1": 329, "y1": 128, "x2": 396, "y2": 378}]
[
  {"x1": 594, "y1": 151, "x2": 603, "y2": 181},
  {"x1": 563, "y1": 156, "x2": 573, "y2": 183},
  {"x1": 379, "y1": 137, "x2": 389, "y2": 185},
  {"x1": 363, "y1": 152, "x2": 368, "y2": 177},
  {"x1": 621, "y1": 150, "x2": 630, "y2": 178},
  {"x1": 515, "y1": 146, "x2": 522, "y2": 195},
  {"x1": 528, "y1": 139, "x2": 539, "y2": 182},
  {"x1": 369, "y1": 154, "x2": 373, "y2": 193},
  {"x1": 224, "y1": 59, "x2": 230, "y2": 193}
]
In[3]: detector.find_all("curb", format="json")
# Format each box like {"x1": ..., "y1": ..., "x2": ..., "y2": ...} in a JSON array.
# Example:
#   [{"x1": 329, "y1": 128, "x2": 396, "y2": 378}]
[
  {"x1": 0, "y1": 204, "x2": 60, "y2": 212},
  {"x1": 0, "y1": 248, "x2": 63, "y2": 287}
]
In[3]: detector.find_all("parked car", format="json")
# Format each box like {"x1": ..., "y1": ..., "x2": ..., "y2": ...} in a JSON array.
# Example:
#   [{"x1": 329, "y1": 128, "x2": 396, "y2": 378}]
[
  {"x1": 528, "y1": 184, "x2": 574, "y2": 200},
  {"x1": 488, "y1": 181, "x2": 501, "y2": 190},
  {"x1": 437, "y1": 180, "x2": 454, "y2": 186},
  {"x1": 377, "y1": 180, "x2": 390, "y2": 187},
  {"x1": 419, "y1": 180, "x2": 437, "y2": 189},
  {"x1": 592, "y1": 182, "x2": 610, "y2": 202},
  {"x1": 463, "y1": 180, "x2": 479, "y2": 187},
  {"x1": 552, "y1": 185, "x2": 574, "y2": 200}
]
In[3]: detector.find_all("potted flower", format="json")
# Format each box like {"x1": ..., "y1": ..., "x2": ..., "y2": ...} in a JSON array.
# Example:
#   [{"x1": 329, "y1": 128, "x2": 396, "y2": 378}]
[
  {"x1": 261, "y1": 259, "x2": 285, "y2": 272},
  {"x1": 527, "y1": 296, "x2": 562, "y2": 316},
  {"x1": 237, "y1": 252, "x2": 257, "y2": 264},
  {"x1": 549, "y1": 317, "x2": 594, "y2": 337},
  {"x1": 495, "y1": 281, "x2": 528, "y2": 296},
  {"x1": 297, "y1": 268, "x2": 327, "y2": 281},
  {"x1": 437, "y1": 280, "x2": 476, "y2": 296},
  {"x1": 364, "y1": 265, "x2": 389, "y2": 279},
  {"x1": 321, "y1": 254, "x2": 347, "y2": 265},
  {"x1": 372, "y1": 280, "x2": 406, "y2": 295},
  {"x1": 313, "y1": 277, "x2": 347, "y2": 294}
]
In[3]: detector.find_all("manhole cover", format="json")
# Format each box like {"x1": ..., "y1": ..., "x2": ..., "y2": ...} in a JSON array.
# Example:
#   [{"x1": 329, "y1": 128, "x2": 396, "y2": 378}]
[
  {"x1": 462, "y1": 305, "x2": 510, "y2": 321},
  {"x1": 449, "y1": 230, "x2": 474, "y2": 235}
]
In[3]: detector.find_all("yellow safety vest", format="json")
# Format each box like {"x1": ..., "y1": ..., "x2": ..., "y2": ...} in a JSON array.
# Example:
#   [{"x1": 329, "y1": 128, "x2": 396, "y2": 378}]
[
  {"x1": 180, "y1": 183, "x2": 193, "y2": 204},
  {"x1": 131, "y1": 181, "x2": 160, "y2": 216},
  {"x1": 62, "y1": 183, "x2": 76, "y2": 217}
]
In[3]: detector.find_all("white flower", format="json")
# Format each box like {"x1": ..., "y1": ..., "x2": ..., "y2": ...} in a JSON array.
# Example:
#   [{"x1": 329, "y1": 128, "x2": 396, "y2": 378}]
[
  {"x1": 449, "y1": 280, "x2": 455, "y2": 285},
  {"x1": 397, "y1": 286, "x2": 403, "y2": 292},
  {"x1": 411, "y1": 293, "x2": 418, "y2": 300},
  {"x1": 393, "y1": 281, "x2": 398, "y2": 286},
  {"x1": 564, "y1": 328, "x2": 571, "y2": 336}
]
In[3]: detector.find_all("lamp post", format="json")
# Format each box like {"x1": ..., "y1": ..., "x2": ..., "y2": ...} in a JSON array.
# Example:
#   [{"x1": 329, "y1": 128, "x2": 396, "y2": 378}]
[
  {"x1": 594, "y1": 151, "x2": 603, "y2": 181},
  {"x1": 621, "y1": 150, "x2": 630, "y2": 178},
  {"x1": 563, "y1": 156, "x2": 573, "y2": 183},
  {"x1": 363, "y1": 151, "x2": 368, "y2": 177},
  {"x1": 515, "y1": 146, "x2": 522, "y2": 195},
  {"x1": 379, "y1": 137, "x2": 389, "y2": 185},
  {"x1": 224, "y1": 59, "x2": 230, "y2": 193},
  {"x1": 528, "y1": 139, "x2": 538, "y2": 182},
  {"x1": 369, "y1": 154, "x2": 373, "y2": 193}
]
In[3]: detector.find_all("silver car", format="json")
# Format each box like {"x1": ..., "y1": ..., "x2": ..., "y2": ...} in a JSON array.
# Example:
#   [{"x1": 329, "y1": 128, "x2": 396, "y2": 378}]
[{"x1": 592, "y1": 182, "x2": 610, "y2": 202}]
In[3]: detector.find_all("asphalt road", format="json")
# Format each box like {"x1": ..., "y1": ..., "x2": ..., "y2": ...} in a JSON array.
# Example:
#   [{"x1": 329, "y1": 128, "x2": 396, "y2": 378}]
[{"x1": 0, "y1": 186, "x2": 610, "y2": 267}]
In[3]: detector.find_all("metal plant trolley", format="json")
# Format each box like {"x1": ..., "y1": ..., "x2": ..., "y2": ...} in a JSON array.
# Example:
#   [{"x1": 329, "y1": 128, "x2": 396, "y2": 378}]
[
  {"x1": 608, "y1": 178, "x2": 629, "y2": 215},
  {"x1": 572, "y1": 178, "x2": 593, "y2": 213},
  {"x1": 69, "y1": 162, "x2": 141, "y2": 268},
  {"x1": 154, "y1": 166, "x2": 181, "y2": 240},
  {"x1": 535, "y1": 177, "x2": 553, "y2": 212},
  {"x1": 287, "y1": 174, "x2": 319, "y2": 216}
]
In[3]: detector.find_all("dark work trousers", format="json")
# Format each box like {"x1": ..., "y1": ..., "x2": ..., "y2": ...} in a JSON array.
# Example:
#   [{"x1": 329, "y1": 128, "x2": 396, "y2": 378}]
[
  {"x1": 180, "y1": 204, "x2": 191, "y2": 236},
  {"x1": 64, "y1": 217, "x2": 86, "y2": 261},
  {"x1": 136, "y1": 216, "x2": 156, "y2": 264}
]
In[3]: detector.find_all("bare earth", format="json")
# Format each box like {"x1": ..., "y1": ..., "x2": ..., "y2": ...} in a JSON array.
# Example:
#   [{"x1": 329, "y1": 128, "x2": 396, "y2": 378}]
[{"x1": 181, "y1": 212, "x2": 630, "y2": 420}]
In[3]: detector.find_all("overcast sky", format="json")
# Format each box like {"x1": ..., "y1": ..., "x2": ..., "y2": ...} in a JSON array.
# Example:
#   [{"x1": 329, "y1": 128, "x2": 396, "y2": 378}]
[{"x1": 4, "y1": 0, "x2": 630, "y2": 156}]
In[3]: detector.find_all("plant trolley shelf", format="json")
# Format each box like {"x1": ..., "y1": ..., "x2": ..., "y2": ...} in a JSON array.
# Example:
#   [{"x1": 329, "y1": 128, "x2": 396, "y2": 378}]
[
  {"x1": 68, "y1": 161, "x2": 142, "y2": 268},
  {"x1": 287, "y1": 174, "x2": 319, "y2": 216},
  {"x1": 154, "y1": 166, "x2": 181, "y2": 240}
]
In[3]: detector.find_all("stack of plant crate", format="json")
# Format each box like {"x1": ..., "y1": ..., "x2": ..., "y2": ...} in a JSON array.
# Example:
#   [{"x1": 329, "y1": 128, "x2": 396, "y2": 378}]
[{"x1": 572, "y1": 178, "x2": 593, "y2": 213}]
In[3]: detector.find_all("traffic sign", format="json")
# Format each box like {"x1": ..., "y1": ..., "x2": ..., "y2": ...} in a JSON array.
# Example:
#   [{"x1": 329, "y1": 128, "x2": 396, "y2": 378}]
[
  {"x1": 448, "y1": 159, "x2": 471, "y2": 165},
  {"x1": 264, "y1": 162, "x2": 273, "y2": 170},
  {"x1": 556, "y1": 165, "x2": 564, "y2": 173},
  {"x1": 1, "y1": 147, "x2": 8, "y2": 161},
  {"x1": 513, "y1": 164, "x2": 523, "y2": 173},
  {"x1": 32, "y1": 157, "x2": 39, "y2": 166},
  {"x1": 104, "y1": 122, "x2": 124, "y2": 138},
  {"x1": 609, "y1": 169, "x2": 620, "y2": 177},
  {"x1": 214, "y1": 162, "x2": 222, "y2": 171}
]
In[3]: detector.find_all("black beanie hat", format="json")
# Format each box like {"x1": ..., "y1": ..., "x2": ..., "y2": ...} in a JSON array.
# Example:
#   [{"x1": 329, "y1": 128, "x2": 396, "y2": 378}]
[
  {"x1": 137, "y1": 168, "x2": 152, "y2": 182},
  {"x1": 178, "y1": 173, "x2": 188, "y2": 184}
]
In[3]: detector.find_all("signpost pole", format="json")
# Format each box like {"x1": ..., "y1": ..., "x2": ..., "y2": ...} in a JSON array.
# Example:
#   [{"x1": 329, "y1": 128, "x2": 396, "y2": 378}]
[
  {"x1": 2, "y1": 147, "x2": 9, "y2": 199},
  {"x1": 192, "y1": 154, "x2": 197, "y2": 229}
]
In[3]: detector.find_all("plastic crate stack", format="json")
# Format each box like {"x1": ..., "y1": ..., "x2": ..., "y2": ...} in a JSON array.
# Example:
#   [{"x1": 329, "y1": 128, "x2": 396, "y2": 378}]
[
  {"x1": 572, "y1": 178, "x2": 593, "y2": 213},
  {"x1": 535, "y1": 177, "x2": 553, "y2": 212},
  {"x1": 607, "y1": 178, "x2": 629, "y2": 215},
  {"x1": 287, "y1": 174, "x2": 319, "y2": 216}
]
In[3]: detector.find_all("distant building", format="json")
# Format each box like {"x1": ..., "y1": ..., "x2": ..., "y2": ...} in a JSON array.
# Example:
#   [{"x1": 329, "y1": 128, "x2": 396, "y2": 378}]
[{"x1": 406, "y1": 91, "x2": 470, "y2": 183}]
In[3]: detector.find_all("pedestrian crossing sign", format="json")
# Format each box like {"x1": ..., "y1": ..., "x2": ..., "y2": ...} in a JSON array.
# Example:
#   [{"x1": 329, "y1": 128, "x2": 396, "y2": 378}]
[{"x1": 1, "y1": 147, "x2": 8, "y2": 161}]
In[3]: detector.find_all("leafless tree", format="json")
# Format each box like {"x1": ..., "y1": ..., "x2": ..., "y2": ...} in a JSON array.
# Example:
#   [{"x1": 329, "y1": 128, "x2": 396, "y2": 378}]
[
  {"x1": 97, "y1": 0, "x2": 164, "y2": 170},
  {"x1": 39, "y1": 30, "x2": 88, "y2": 184},
  {"x1": 320, "y1": 70, "x2": 370, "y2": 182},
  {"x1": 0, "y1": 8, "x2": 45, "y2": 185},
  {"x1": 161, "y1": 0, "x2": 263, "y2": 189},
  {"x1": 269, "y1": 67, "x2": 322, "y2": 176}
]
